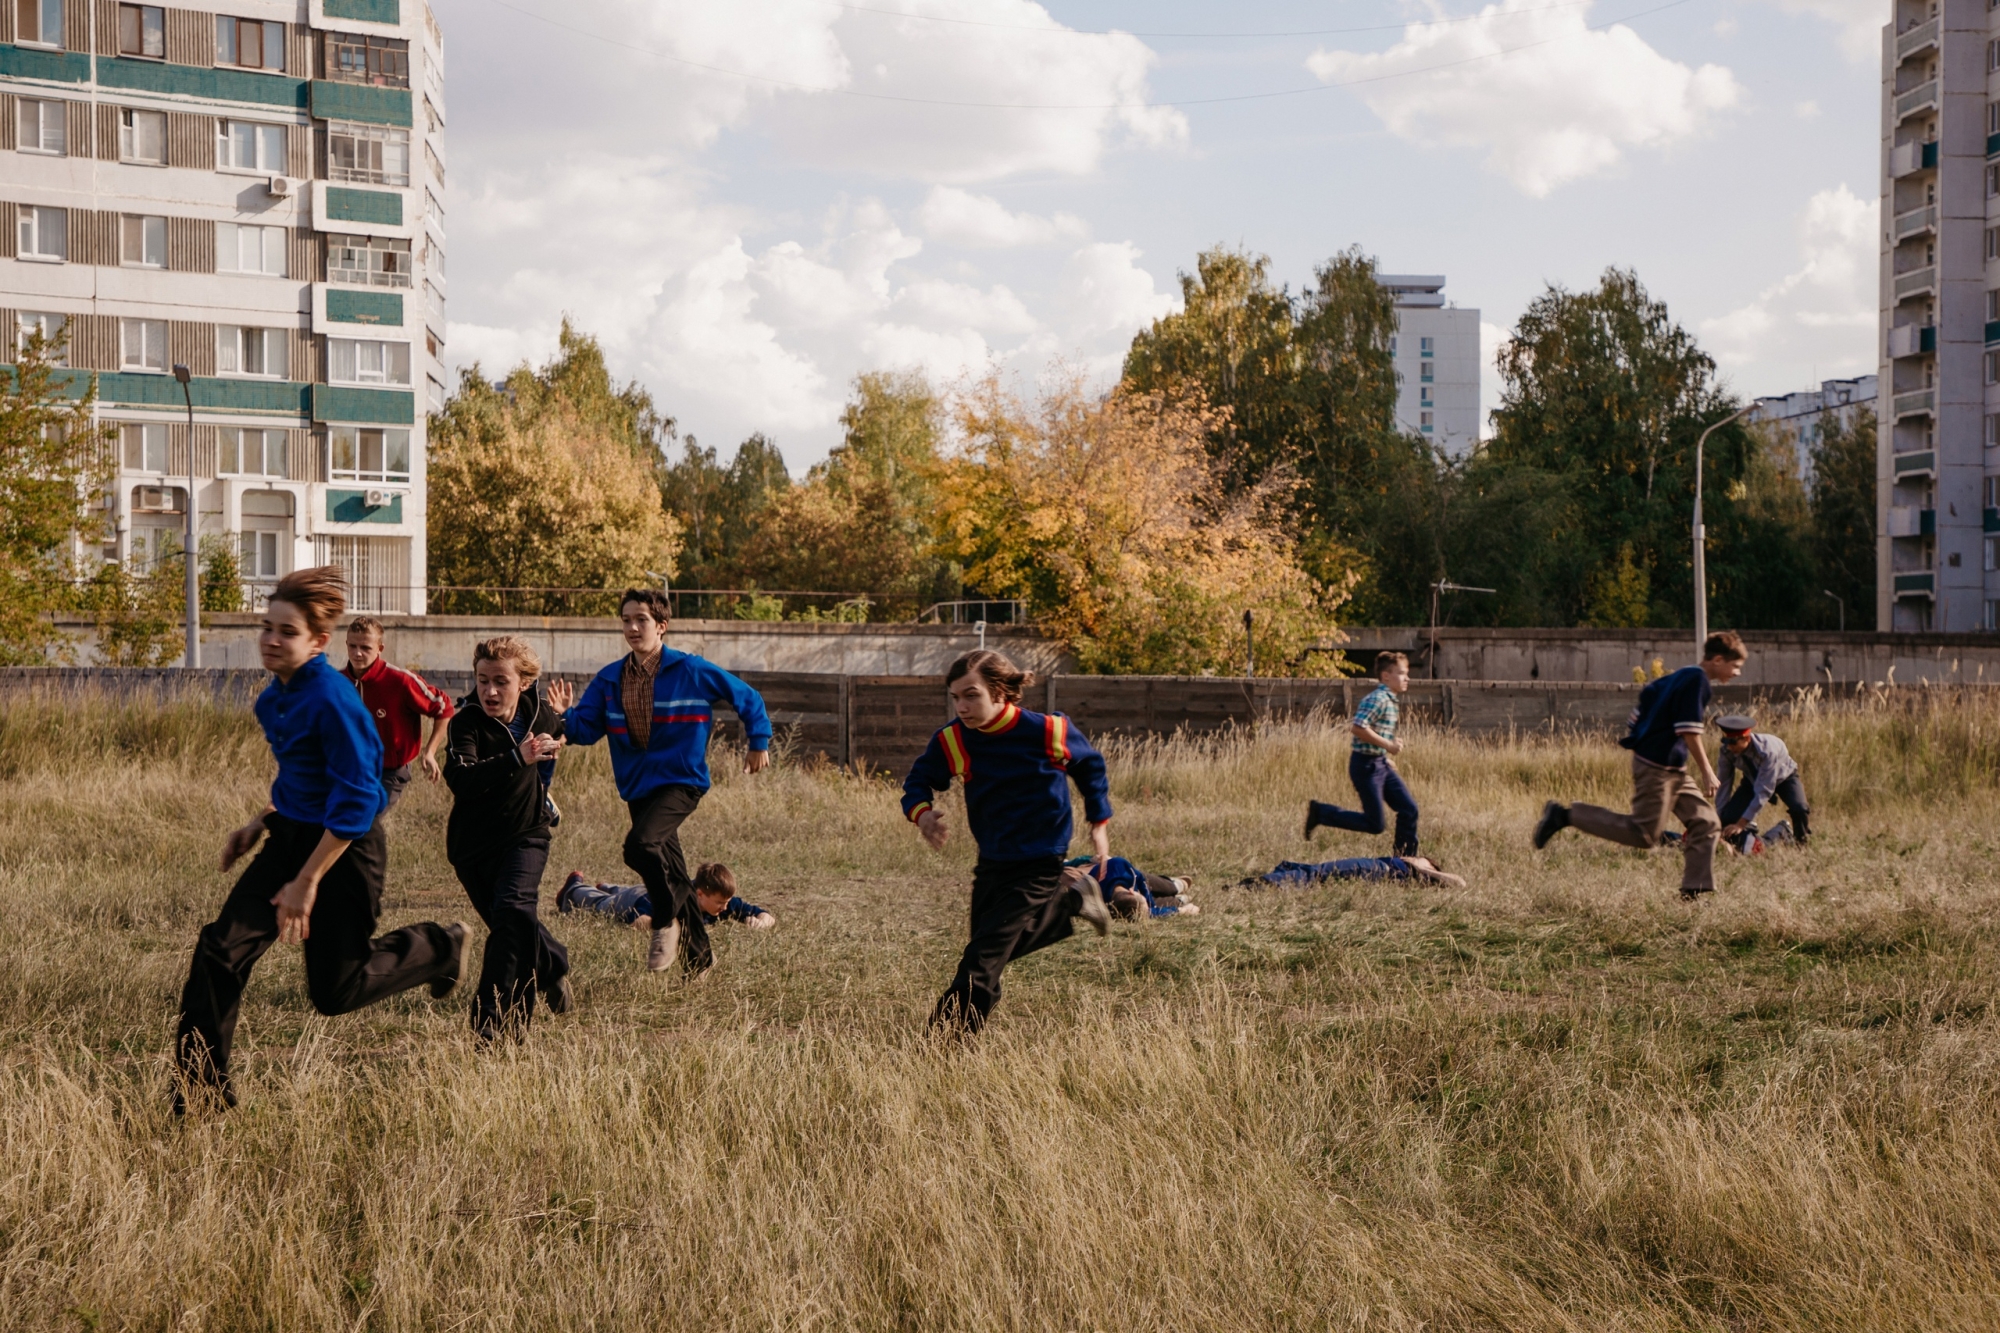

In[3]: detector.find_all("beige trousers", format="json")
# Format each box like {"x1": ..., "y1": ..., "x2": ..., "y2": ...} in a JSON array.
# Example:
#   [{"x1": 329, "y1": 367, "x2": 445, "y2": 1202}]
[{"x1": 1568, "y1": 754, "x2": 1719, "y2": 894}]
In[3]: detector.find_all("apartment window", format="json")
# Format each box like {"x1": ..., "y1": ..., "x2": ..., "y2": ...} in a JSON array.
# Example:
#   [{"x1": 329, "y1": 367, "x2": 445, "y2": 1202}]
[
  {"x1": 216, "y1": 16, "x2": 283, "y2": 71},
  {"x1": 327, "y1": 120, "x2": 410, "y2": 186},
  {"x1": 119, "y1": 107, "x2": 165, "y2": 164},
  {"x1": 326, "y1": 232, "x2": 411, "y2": 287},
  {"x1": 1419, "y1": 412, "x2": 1434, "y2": 433},
  {"x1": 1987, "y1": 538, "x2": 1998, "y2": 573},
  {"x1": 1987, "y1": 599, "x2": 2000, "y2": 632},
  {"x1": 16, "y1": 0, "x2": 63, "y2": 45},
  {"x1": 427, "y1": 374, "x2": 444, "y2": 413},
  {"x1": 424, "y1": 140, "x2": 444, "y2": 186},
  {"x1": 1419, "y1": 386, "x2": 1434, "y2": 407},
  {"x1": 1388, "y1": 336, "x2": 1398, "y2": 356},
  {"x1": 1419, "y1": 360, "x2": 1435, "y2": 383},
  {"x1": 121, "y1": 422, "x2": 168, "y2": 472},
  {"x1": 120, "y1": 214, "x2": 165, "y2": 267},
  {"x1": 424, "y1": 280, "x2": 444, "y2": 328},
  {"x1": 17, "y1": 98, "x2": 66, "y2": 154},
  {"x1": 323, "y1": 31, "x2": 409, "y2": 88},
  {"x1": 118, "y1": 4, "x2": 162, "y2": 57},
  {"x1": 1990, "y1": 226, "x2": 2000, "y2": 261},
  {"x1": 120, "y1": 318, "x2": 166, "y2": 371},
  {"x1": 328, "y1": 338, "x2": 410, "y2": 386},
  {"x1": 16, "y1": 311, "x2": 67, "y2": 363},
  {"x1": 17, "y1": 206, "x2": 67, "y2": 261},
  {"x1": 1988, "y1": 164, "x2": 2000, "y2": 199},
  {"x1": 1989, "y1": 351, "x2": 2000, "y2": 386},
  {"x1": 217, "y1": 222, "x2": 287, "y2": 277},
  {"x1": 240, "y1": 527, "x2": 281, "y2": 578},
  {"x1": 1990, "y1": 290, "x2": 2000, "y2": 322},
  {"x1": 1991, "y1": 101, "x2": 2000, "y2": 136},
  {"x1": 216, "y1": 120, "x2": 287, "y2": 172},
  {"x1": 219, "y1": 427, "x2": 288, "y2": 477},
  {"x1": 1419, "y1": 336, "x2": 1434, "y2": 356},
  {"x1": 329, "y1": 425, "x2": 410, "y2": 482},
  {"x1": 1985, "y1": 475, "x2": 1999, "y2": 508},
  {"x1": 216, "y1": 326, "x2": 288, "y2": 378},
  {"x1": 1989, "y1": 413, "x2": 2000, "y2": 448}
]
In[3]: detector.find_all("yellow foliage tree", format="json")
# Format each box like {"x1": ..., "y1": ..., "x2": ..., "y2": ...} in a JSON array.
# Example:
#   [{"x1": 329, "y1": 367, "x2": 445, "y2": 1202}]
[{"x1": 934, "y1": 371, "x2": 1352, "y2": 676}]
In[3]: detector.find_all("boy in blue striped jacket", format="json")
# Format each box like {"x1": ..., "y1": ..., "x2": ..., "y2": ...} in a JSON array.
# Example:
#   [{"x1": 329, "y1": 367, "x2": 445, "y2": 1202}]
[
  {"x1": 562, "y1": 589, "x2": 772, "y2": 976},
  {"x1": 902, "y1": 650, "x2": 1113, "y2": 1033},
  {"x1": 1304, "y1": 651, "x2": 1421, "y2": 857}
]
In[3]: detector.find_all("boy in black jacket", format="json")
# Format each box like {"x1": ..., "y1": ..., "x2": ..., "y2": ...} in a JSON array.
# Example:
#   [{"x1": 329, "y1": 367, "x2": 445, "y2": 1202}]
[{"x1": 443, "y1": 636, "x2": 576, "y2": 1041}]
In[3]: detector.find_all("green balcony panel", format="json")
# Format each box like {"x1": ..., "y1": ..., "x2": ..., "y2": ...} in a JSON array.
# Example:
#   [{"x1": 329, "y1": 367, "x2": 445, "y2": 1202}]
[
  {"x1": 327, "y1": 489, "x2": 405, "y2": 524},
  {"x1": 324, "y1": 186, "x2": 403, "y2": 226},
  {"x1": 1990, "y1": 133, "x2": 2000, "y2": 159},
  {"x1": 99, "y1": 58, "x2": 308, "y2": 108},
  {"x1": 1893, "y1": 573, "x2": 1935, "y2": 595},
  {"x1": 325, "y1": 289, "x2": 404, "y2": 326},
  {"x1": 1893, "y1": 451, "x2": 1935, "y2": 475},
  {"x1": 1985, "y1": 507, "x2": 2000, "y2": 534},
  {"x1": 324, "y1": 0, "x2": 401, "y2": 23},
  {"x1": 1987, "y1": 321, "x2": 2000, "y2": 345},
  {"x1": 309, "y1": 80, "x2": 412, "y2": 127},
  {"x1": 1920, "y1": 327, "x2": 1936, "y2": 354},
  {"x1": 1920, "y1": 509, "x2": 1936, "y2": 536},
  {"x1": 1925, "y1": 141, "x2": 1939, "y2": 168},
  {"x1": 0, "y1": 45, "x2": 91, "y2": 83},
  {"x1": 313, "y1": 385, "x2": 415, "y2": 425},
  {"x1": 41, "y1": 369, "x2": 311, "y2": 415}
]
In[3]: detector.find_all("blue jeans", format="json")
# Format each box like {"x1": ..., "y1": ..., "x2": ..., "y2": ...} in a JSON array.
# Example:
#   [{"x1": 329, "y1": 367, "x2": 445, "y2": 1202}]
[
  {"x1": 1261, "y1": 858, "x2": 1415, "y2": 886},
  {"x1": 564, "y1": 880, "x2": 653, "y2": 924},
  {"x1": 1311, "y1": 753, "x2": 1420, "y2": 856}
]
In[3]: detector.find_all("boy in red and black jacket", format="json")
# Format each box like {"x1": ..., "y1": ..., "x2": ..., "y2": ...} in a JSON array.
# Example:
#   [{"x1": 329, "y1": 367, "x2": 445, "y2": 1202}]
[
  {"x1": 342, "y1": 615, "x2": 454, "y2": 810},
  {"x1": 902, "y1": 649, "x2": 1113, "y2": 1033}
]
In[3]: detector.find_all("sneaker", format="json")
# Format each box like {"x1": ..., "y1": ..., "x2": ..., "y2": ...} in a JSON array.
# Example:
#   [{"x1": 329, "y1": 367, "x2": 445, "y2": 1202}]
[
  {"x1": 1763, "y1": 820, "x2": 1795, "y2": 847},
  {"x1": 1531, "y1": 801, "x2": 1570, "y2": 850},
  {"x1": 429, "y1": 922, "x2": 468, "y2": 999},
  {"x1": 1070, "y1": 870, "x2": 1111, "y2": 937},
  {"x1": 1159, "y1": 876, "x2": 1191, "y2": 899},
  {"x1": 556, "y1": 872, "x2": 586, "y2": 913},
  {"x1": 647, "y1": 922, "x2": 679, "y2": 973},
  {"x1": 544, "y1": 973, "x2": 575, "y2": 1015}
]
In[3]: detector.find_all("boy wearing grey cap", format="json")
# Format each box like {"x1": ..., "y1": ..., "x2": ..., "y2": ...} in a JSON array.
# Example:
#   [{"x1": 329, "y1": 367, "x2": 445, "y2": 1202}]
[{"x1": 1716, "y1": 715, "x2": 1811, "y2": 848}]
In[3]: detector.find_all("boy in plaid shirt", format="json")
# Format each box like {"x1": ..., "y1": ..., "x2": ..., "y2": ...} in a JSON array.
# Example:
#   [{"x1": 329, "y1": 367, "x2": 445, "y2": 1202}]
[{"x1": 1304, "y1": 651, "x2": 1421, "y2": 856}]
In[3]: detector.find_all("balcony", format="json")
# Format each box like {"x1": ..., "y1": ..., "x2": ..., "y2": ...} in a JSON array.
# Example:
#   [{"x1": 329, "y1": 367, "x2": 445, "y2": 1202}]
[
  {"x1": 1892, "y1": 389, "x2": 1935, "y2": 420},
  {"x1": 1893, "y1": 204, "x2": 1938, "y2": 241},
  {"x1": 1894, "y1": 572, "x2": 1935, "y2": 598},
  {"x1": 1893, "y1": 449, "x2": 1937, "y2": 476},
  {"x1": 1894, "y1": 265, "x2": 1938, "y2": 301},
  {"x1": 1895, "y1": 79, "x2": 1940, "y2": 123},
  {"x1": 1890, "y1": 140, "x2": 1938, "y2": 178},
  {"x1": 1887, "y1": 506, "x2": 1936, "y2": 538},
  {"x1": 1895, "y1": 16, "x2": 1940, "y2": 63},
  {"x1": 1887, "y1": 324, "x2": 1936, "y2": 359}
]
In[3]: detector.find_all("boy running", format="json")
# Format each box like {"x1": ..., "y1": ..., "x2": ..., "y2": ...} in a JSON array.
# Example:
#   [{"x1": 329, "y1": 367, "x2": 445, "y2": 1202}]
[
  {"x1": 174, "y1": 567, "x2": 465, "y2": 1114},
  {"x1": 1532, "y1": 631, "x2": 1747, "y2": 900},
  {"x1": 341, "y1": 615, "x2": 453, "y2": 811},
  {"x1": 562, "y1": 588, "x2": 771, "y2": 976},
  {"x1": 903, "y1": 649, "x2": 1113, "y2": 1034},
  {"x1": 1304, "y1": 651, "x2": 1420, "y2": 856},
  {"x1": 1715, "y1": 714, "x2": 1811, "y2": 849}
]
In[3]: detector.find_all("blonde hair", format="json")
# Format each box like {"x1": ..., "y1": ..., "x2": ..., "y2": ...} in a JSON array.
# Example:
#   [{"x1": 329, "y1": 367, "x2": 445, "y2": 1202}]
[
  {"x1": 270, "y1": 565, "x2": 347, "y2": 636},
  {"x1": 473, "y1": 635, "x2": 542, "y2": 682}
]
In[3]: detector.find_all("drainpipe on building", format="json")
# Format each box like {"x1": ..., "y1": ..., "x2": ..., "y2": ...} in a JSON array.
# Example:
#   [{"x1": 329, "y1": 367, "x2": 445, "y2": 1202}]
[{"x1": 173, "y1": 365, "x2": 199, "y2": 669}]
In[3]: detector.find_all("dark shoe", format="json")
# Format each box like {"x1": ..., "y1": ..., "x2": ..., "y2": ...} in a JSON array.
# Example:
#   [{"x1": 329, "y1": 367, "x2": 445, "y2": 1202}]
[
  {"x1": 1531, "y1": 801, "x2": 1569, "y2": 850},
  {"x1": 556, "y1": 872, "x2": 586, "y2": 913},
  {"x1": 544, "y1": 973, "x2": 574, "y2": 1015},
  {"x1": 430, "y1": 922, "x2": 469, "y2": 999},
  {"x1": 1679, "y1": 886, "x2": 1714, "y2": 903},
  {"x1": 1303, "y1": 802, "x2": 1324, "y2": 841}
]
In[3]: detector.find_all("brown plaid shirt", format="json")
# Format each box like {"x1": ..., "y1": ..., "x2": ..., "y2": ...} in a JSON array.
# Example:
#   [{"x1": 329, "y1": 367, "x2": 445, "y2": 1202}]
[{"x1": 620, "y1": 647, "x2": 661, "y2": 750}]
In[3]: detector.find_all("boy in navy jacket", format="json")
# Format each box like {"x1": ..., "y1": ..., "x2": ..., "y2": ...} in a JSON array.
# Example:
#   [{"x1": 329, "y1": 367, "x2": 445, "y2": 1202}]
[
  {"x1": 1532, "y1": 631, "x2": 1747, "y2": 899},
  {"x1": 563, "y1": 588, "x2": 771, "y2": 976},
  {"x1": 174, "y1": 567, "x2": 465, "y2": 1114},
  {"x1": 902, "y1": 649, "x2": 1113, "y2": 1033}
]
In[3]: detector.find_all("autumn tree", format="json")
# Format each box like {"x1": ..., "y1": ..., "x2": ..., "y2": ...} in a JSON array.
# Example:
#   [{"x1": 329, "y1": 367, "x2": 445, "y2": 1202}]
[{"x1": 933, "y1": 371, "x2": 1349, "y2": 676}]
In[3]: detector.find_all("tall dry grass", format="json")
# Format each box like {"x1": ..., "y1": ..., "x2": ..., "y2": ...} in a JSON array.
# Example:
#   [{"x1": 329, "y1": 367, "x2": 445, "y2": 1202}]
[{"x1": 2, "y1": 686, "x2": 1999, "y2": 1329}]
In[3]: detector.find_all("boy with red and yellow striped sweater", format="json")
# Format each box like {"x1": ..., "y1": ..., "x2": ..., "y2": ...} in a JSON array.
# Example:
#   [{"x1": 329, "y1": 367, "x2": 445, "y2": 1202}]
[{"x1": 903, "y1": 650, "x2": 1113, "y2": 1033}]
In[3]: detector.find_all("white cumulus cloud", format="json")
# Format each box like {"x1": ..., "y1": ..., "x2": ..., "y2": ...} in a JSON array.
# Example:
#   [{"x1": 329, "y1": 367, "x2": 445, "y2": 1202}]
[
  {"x1": 917, "y1": 186, "x2": 1089, "y2": 248},
  {"x1": 1699, "y1": 185, "x2": 1877, "y2": 387},
  {"x1": 1764, "y1": 0, "x2": 1882, "y2": 62},
  {"x1": 1305, "y1": 0, "x2": 1743, "y2": 197}
]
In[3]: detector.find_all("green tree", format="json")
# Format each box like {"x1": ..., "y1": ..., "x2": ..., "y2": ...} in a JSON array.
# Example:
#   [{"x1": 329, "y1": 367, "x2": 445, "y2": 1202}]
[
  {"x1": 661, "y1": 432, "x2": 792, "y2": 589},
  {"x1": 0, "y1": 329, "x2": 115, "y2": 664},
  {"x1": 200, "y1": 535, "x2": 245, "y2": 613},
  {"x1": 1810, "y1": 407, "x2": 1877, "y2": 630}
]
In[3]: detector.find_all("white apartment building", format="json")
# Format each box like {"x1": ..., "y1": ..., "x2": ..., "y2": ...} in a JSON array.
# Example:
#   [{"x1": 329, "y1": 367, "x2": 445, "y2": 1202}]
[
  {"x1": 1877, "y1": 1, "x2": 2000, "y2": 632},
  {"x1": 1747, "y1": 374, "x2": 1877, "y2": 477},
  {"x1": 1380, "y1": 274, "x2": 1481, "y2": 456},
  {"x1": 1, "y1": 0, "x2": 446, "y2": 616}
]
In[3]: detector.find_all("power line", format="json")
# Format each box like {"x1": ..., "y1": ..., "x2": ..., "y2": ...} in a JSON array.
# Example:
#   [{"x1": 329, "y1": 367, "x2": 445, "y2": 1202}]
[{"x1": 487, "y1": 0, "x2": 1699, "y2": 111}]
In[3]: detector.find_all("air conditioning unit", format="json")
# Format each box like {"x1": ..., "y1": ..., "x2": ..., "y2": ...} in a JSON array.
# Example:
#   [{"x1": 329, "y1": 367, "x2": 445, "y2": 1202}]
[
  {"x1": 266, "y1": 175, "x2": 292, "y2": 198},
  {"x1": 363, "y1": 489, "x2": 389, "y2": 508}
]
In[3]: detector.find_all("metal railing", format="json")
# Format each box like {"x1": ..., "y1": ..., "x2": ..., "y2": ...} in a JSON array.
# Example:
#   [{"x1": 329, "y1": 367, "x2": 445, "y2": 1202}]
[
  {"x1": 918, "y1": 599, "x2": 1027, "y2": 625},
  {"x1": 1892, "y1": 388, "x2": 1937, "y2": 419},
  {"x1": 1894, "y1": 266, "x2": 1938, "y2": 300},
  {"x1": 1895, "y1": 16, "x2": 1940, "y2": 62},
  {"x1": 421, "y1": 586, "x2": 932, "y2": 621},
  {"x1": 1894, "y1": 80, "x2": 1939, "y2": 122},
  {"x1": 1892, "y1": 204, "x2": 1938, "y2": 241}
]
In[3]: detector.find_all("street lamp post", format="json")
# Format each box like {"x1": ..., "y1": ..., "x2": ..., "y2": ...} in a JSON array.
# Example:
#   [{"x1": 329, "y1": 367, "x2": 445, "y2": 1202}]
[
  {"x1": 1692, "y1": 403, "x2": 1756, "y2": 661},
  {"x1": 172, "y1": 364, "x2": 199, "y2": 669},
  {"x1": 1822, "y1": 589, "x2": 1845, "y2": 634}
]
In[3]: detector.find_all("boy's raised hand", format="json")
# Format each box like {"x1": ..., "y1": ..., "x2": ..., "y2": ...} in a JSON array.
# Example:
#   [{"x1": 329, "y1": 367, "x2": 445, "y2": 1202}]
[
  {"x1": 918, "y1": 808, "x2": 949, "y2": 851},
  {"x1": 546, "y1": 678, "x2": 575, "y2": 713}
]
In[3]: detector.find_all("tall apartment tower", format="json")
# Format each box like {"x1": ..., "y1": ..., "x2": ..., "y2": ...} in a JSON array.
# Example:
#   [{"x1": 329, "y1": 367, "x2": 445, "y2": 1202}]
[
  {"x1": 1379, "y1": 275, "x2": 1481, "y2": 456},
  {"x1": 1879, "y1": 0, "x2": 2000, "y2": 632},
  {"x1": 1, "y1": 0, "x2": 446, "y2": 617}
]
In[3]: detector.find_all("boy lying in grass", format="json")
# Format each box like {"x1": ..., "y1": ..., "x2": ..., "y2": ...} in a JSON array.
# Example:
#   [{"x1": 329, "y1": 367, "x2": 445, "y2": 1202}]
[
  {"x1": 557, "y1": 862, "x2": 774, "y2": 971},
  {"x1": 1235, "y1": 856, "x2": 1466, "y2": 890},
  {"x1": 1063, "y1": 856, "x2": 1199, "y2": 918}
]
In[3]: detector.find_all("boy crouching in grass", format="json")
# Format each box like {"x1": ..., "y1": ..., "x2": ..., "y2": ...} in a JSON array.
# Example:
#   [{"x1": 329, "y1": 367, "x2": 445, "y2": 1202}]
[
  {"x1": 558, "y1": 863, "x2": 774, "y2": 970},
  {"x1": 1532, "y1": 631, "x2": 1747, "y2": 900},
  {"x1": 1715, "y1": 714, "x2": 1811, "y2": 850},
  {"x1": 903, "y1": 649, "x2": 1113, "y2": 1035},
  {"x1": 1305, "y1": 651, "x2": 1421, "y2": 857}
]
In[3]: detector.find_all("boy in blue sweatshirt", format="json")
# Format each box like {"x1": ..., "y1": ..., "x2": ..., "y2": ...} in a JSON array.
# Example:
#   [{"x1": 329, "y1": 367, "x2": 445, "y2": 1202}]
[
  {"x1": 174, "y1": 567, "x2": 466, "y2": 1114},
  {"x1": 1532, "y1": 631, "x2": 1746, "y2": 900},
  {"x1": 903, "y1": 650, "x2": 1114, "y2": 1033},
  {"x1": 562, "y1": 588, "x2": 772, "y2": 976}
]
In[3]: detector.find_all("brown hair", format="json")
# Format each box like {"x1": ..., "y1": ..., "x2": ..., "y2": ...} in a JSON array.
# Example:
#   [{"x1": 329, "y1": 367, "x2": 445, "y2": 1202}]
[
  {"x1": 269, "y1": 565, "x2": 347, "y2": 636},
  {"x1": 345, "y1": 615, "x2": 385, "y2": 642},
  {"x1": 693, "y1": 863, "x2": 737, "y2": 897},
  {"x1": 473, "y1": 635, "x2": 542, "y2": 682},
  {"x1": 1702, "y1": 631, "x2": 1748, "y2": 662},
  {"x1": 946, "y1": 649, "x2": 1031, "y2": 704},
  {"x1": 1374, "y1": 651, "x2": 1409, "y2": 678},
  {"x1": 619, "y1": 588, "x2": 671, "y2": 624}
]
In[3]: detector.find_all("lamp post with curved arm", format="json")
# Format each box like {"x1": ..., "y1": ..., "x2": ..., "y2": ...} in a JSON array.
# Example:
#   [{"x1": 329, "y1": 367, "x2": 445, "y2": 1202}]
[
  {"x1": 1692, "y1": 403, "x2": 1756, "y2": 660},
  {"x1": 173, "y1": 364, "x2": 199, "y2": 668}
]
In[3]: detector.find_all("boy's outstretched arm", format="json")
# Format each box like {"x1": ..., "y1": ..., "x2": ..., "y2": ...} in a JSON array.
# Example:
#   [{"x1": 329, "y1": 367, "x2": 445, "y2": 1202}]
[
  {"x1": 1065, "y1": 723, "x2": 1114, "y2": 871},
  {"x1": 902, "y1": 733, "x2": 953, "y2": 850},
  {"x1": 563, "y1": 673, "x2": 609, "y2": 746}
]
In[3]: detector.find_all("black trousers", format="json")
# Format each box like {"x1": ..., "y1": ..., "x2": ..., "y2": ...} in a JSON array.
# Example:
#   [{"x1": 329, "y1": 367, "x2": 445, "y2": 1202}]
[
  {"x1": 931, "y1": 855, "x2": 1078, "y2": 1033},
  {"x1": 176, "y1": 813, "x2": 456, "y2": 1090},
  {"x1": 380, "y1": 764, "x2": 414, "y2": 811},
  {"x1": 454, "y1": 837, "x2": 568, "y2": 1039},
  {"x1": 623, "y1": 784, "x2": 712, "y2": 973},
  {"x1": 1719, "y1": 773, "x2": 1812, "y2": 843}
]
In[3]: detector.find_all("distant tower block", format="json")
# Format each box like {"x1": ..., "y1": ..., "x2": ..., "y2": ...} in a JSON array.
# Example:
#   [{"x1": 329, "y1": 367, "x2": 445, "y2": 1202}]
[{"x1": 1379, "y1": 275, "x2": 1481, "y2": 458}]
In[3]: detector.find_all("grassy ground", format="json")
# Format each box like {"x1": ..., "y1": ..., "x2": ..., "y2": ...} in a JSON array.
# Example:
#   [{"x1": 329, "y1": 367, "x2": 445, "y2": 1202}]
[{"x1": 3, "y1": 687, "x2": 2000, "y2": 1330}]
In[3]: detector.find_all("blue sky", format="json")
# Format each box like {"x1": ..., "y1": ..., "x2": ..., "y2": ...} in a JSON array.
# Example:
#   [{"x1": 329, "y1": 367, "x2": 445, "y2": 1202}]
[{"x1": 430, "y1": 0, "x2": 1881, "y2": 470}]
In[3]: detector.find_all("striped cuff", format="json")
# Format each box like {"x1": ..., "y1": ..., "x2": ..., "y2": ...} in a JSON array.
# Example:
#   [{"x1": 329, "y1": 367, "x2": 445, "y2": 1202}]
[{"x1": 907, "y1": 801, "x2": 933, "y2": 824}]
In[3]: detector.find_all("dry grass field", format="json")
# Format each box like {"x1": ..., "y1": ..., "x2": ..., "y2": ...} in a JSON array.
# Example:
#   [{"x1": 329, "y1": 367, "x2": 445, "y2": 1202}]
[{"x1": 3, "y1": 685, "x2": 2000, "y2": 1330}]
